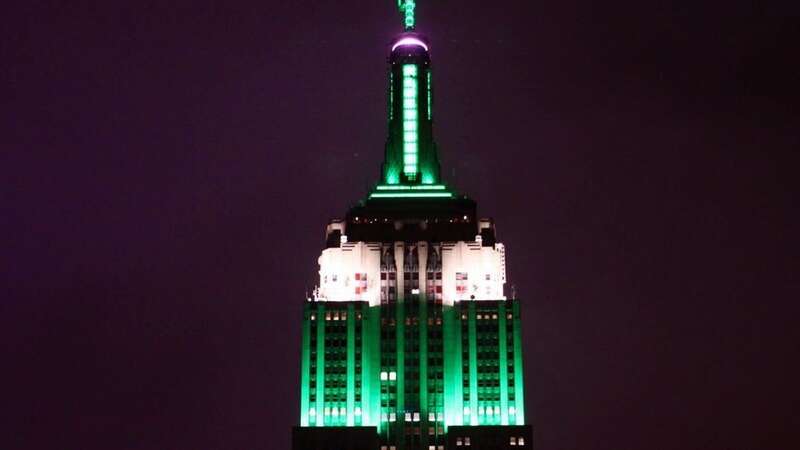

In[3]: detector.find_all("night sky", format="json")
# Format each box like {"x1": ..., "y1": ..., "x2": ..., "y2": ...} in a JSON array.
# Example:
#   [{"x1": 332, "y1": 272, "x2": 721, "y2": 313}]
[{"x1": 2, "y1": 1, "x2": 798, "y2": 449}]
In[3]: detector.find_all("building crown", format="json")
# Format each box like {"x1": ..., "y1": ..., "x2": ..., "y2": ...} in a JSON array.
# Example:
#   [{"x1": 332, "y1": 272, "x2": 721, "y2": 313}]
[{"x1": 371, "y1": 1, "x2": 454, "y2": 200}]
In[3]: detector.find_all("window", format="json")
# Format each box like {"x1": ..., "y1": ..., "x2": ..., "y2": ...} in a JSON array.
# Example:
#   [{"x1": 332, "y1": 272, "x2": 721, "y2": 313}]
[
  {"x1": 405, "y1": 412, "x2": 412, "y2": 422},
  {"x1": 518, "y1": 437, "x2": 525, "y2": 446},
  {"x1": 389, "y1": 413, "x2": 396, "y2": 422},
  {"x1": 413, "y1": 412, "x2": 420, "y2": 422},
  {"x1": 428, "y1": 412, "x2": 435, "y2": 421},
  {"x1": 465, "y1": 437, "x2": 471, "y2": 446},
  {"x1": 389, "y1": 371, "x2": 397, "y2": 381},
  {"x1": 510, "y1": 437, "x2": 517, "y2": 446},
  {"x1": 456, "y1": 438, "x2": 462, "y2": 446},
  {"x1": 456, "y1": 272, "x2": 468, "y2": 294}
]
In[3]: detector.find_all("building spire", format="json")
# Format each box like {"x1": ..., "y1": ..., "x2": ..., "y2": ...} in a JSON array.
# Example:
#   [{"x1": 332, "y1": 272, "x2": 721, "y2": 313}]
[
  {"x1": 397, "y1": 0, "x2": 416, "y2": 31},
  {"x1": 369, "y1": 1, "x2": 453, "y2": 199}
]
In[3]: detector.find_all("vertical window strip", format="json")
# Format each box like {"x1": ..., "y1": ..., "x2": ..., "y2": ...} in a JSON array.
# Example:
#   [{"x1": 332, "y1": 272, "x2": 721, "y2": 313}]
[
  {"x1": 402, "y1": 64, "x2": 418, "y2": 179},
  {"x1": 427, "y1": 69, "x2": 432, "y2": 120}
]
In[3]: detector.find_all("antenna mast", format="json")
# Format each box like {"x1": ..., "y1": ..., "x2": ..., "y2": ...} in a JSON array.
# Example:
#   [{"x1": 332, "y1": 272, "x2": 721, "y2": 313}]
[{"x1": 397, "y1": 0, "x2": 416, "y2": 30}]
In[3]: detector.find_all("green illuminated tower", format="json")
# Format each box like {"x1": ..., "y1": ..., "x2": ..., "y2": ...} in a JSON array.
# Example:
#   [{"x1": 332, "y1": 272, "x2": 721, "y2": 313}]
[{"x1": 293, "y1": 3, "x2": 532, "y2": 450}]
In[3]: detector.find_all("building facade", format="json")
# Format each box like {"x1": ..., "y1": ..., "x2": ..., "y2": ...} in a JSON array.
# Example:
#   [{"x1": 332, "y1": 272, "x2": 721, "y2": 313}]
[{"x1": 293, "y1": 2, "x2": 532, "y2": 449}]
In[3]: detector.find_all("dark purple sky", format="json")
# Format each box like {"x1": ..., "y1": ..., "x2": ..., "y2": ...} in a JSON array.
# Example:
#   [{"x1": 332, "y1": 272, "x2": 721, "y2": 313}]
[{"x1": 2, "y1": 1, "x2": 798, "y2": 449}]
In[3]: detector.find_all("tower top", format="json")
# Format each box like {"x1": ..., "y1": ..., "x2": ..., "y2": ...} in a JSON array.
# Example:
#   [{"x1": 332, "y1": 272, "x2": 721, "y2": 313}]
[
  {"x1": 397, "y1": 0, "x2": 416, "y2": 31},
  {"x1": 369, "y1": 1, "x2": 457, "y2": 200}
]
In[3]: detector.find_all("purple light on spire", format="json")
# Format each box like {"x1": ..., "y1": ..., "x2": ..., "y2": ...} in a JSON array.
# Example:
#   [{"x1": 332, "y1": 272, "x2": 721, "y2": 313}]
[{"x1": 392, "y1": 37, "x2": 429, "y2": 52}]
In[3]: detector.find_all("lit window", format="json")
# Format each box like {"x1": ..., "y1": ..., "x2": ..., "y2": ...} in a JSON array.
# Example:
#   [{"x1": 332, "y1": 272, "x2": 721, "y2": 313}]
[
  {"x1": 463, "y1": 407, "x2": 470, "y2": 415},
  {"x1": 381, "y1": 371, "x2": 388, "y2": 381},
  {"x1": 309, "y1": 408, "x2": 316, "y2": 416},
  {"x1": 405, "y1": 412, "x2": 412, "y2": 422},
  {"x1": 494, "y1": 406, "x2": 500, "y2": 415},
  {"x1": 429, "y1": 446, "x2": 435, "y2": 450},
  {"x1": 413, "y1": 412, "x2": 420, "y2": 422},
  {"x1": 510, "y1": 437, "x2": 517, "y2": 446},
  {"x1": 310, "y1": 314, "x2": 315, "y2": 320},
  {"x1": 324, "y1": 407, "x2": 330, "y2": 415},
  {"x1": 428, "y1": 412, "x2": 435, "y2": 421},
  {"x1": 465, "y1": 437, "x2": 471, "y2": 446},
  {"x1": 389, "y1": 413, "x2": 396, "y2": 422},
  {"x1": 518, "y1": 437, "x2": 525, "y2": 446},
  {"x1": 332, "y1": 408, "x2": 339, "y2": 416},
  {"x1": 437, "y1": 412, "x2": 443, "y2": 421},
  {"x1": 390, "y1": 446, "x2": 396, "y2": 450},
  {"x1": 340, "y1": 407, "x2": 346, "y2": 416},
  {"x1": 456, "y1": 438, "x2": 463, "y2": 446},
  {"x1": 325, "y1": 312, "x2": 331, "y2": 321},
  {"x1": 492, "y1": 314, "x2": 498, "y2": 320},
  {"x1": 381, "y1": 447, "x2": 387, "y2": 450},
  {"x1": 354, "y1": 407, "x2": 362, "y2": 416},
  {"x1": 438, "y1": 446, "x2": 444, "y2": 450},
  {"x1": 479, "y1": 406, "x2": 485, "y2": 415},
  {"x1": 476, "y1": 314, "x2": 482, "y2": 320},
  {"x1": 486, "y1": 406, "x2": 492, "y2": 415},
  {"x1": 381, "y1": 413, "x2": 388, "y2": 422},
  {"x1": 389, "y1": 371, "x2": 397, "y2": 381},
  {"x1": 509, "y1": 406, "x2": 516, "y2": 415}
]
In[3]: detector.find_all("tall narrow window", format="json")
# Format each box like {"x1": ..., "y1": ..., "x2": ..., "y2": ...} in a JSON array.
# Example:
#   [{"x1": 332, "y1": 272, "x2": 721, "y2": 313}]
[
  {"x1": 388, "y1": 71, "x2": 394, "y2": 121},
  {"x1": 427, "y1": 69, "x2": 432, "y2": 120},
  {"x1": 402, "y1": 64, "x2": 418, "y2": 179}
]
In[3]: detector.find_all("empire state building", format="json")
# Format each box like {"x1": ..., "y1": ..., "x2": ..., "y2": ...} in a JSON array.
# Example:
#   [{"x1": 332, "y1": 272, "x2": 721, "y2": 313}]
[{"x1": 292, "y1": 2, "x2": 533, "y2": 449}]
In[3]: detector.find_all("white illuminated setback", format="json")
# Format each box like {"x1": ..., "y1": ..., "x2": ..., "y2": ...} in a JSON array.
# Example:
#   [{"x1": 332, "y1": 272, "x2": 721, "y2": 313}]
[{"x1": 313, "y1": 238, "x2": 507, "y2": 306}]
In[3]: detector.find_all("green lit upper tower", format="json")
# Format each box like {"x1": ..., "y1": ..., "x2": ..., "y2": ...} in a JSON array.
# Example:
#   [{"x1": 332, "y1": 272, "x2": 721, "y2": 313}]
[
  {"x1": 376, "y1": 0, "x2": 447, "y2": 196},
  {"x1": 292, "y1": 3, "x2": 532, "y2": 450}
]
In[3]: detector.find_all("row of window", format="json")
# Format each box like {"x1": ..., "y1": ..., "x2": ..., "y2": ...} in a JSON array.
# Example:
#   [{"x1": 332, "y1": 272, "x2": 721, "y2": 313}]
[
  {"x1": 452, "y1": 436, "x2": 525, "y2": 446},
  {"x1": 310, "y1": 310, "x2": 365, "y2": 321},
  {"x1": 461, "y1": 312, "x2": 514, "y2": 320},
  {"x1": 462, "y1": 406, "x2": 518, "y2": 416}
]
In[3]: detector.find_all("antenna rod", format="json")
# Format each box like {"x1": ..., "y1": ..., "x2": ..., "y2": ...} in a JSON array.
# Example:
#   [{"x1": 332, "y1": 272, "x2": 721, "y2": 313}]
[{"x1": 397, "y1": 0, "x2": 416, "y2": 30}]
